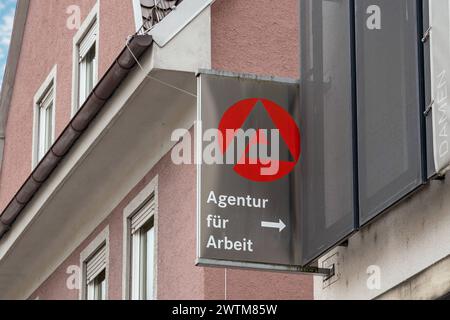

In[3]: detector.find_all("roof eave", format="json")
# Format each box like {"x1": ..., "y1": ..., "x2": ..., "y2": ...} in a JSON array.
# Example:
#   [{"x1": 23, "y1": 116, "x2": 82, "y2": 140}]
[{"x1": 0, "y1": 34, "x2": 154, "y2": 239}]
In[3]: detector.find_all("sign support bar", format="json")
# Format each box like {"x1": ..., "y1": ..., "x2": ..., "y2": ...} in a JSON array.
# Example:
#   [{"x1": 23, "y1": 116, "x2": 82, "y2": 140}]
[{"x1": 196, "y1": 259, "x2": 334, "y2": 277}]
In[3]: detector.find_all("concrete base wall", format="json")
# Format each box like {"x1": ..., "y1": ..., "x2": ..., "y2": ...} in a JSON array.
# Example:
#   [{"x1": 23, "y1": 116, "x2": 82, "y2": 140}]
[
  {"x1": 379, "y1": 254, "x2": 450, "y2": 300},
  {"x1": 315, "y1": 178, "x2": 450, "y2": 300}
]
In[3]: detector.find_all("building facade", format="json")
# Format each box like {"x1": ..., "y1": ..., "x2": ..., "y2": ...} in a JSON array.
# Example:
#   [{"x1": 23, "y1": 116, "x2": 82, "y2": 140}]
[{"x1": 0, "y1": 0, "x2": 312, "y2": 299}]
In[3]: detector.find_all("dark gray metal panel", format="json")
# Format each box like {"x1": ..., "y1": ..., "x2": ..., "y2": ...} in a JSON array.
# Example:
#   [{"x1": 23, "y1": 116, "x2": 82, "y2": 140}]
[
  {"x1": 355, "y1": 0, "x2": 423, "y2": 224},
  {"x1": 197, "y1": 71, "x2": 302, "y2": 268},
  {"x1": 299, "y1": 0, "x2": 356, "y2": 265}
]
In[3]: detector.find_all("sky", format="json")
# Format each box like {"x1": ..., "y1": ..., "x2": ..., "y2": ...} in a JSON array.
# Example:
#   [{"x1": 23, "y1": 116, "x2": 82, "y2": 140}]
[{"x1": 0, "y1": 0, "x2": 17, "y2": 87}]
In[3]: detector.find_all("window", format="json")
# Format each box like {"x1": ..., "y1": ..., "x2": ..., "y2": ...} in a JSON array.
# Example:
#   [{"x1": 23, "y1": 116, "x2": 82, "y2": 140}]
[
  {"x1": 36, "y1": 87, "x2": 54, "y2": 162},
  {"x1": 87, "y1": 270, "x2": 106, "y2": 300},
  {"x1": 300, "y1": 0, "x2": 429, "y2": 264},
  {"x1": 78, "y1": 37, "x2": 97, "y2": 107},
  {"x1": 123, "y1": 176, "x2": 158, "y2": 300},
  {"x1": 85, "y1": 246, "x2": 107, "y2": 300},
  {"x1": 131, "y1": 214, "x2": 155, "y2": 300},
  {"x1": 33, "y1": 66, "x2": 56, "y2": 167},
  {"x1": 72, "y1": 3, "x2": 98, "y2": 114},
  {"x1": 80, "y1": 227, "x2": 109, "y2": 300}
]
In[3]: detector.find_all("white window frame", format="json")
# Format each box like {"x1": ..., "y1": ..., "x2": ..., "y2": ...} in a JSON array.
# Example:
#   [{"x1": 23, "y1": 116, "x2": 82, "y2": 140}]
[
  {"x1": 131, "y1": 205, "x2": 155, "y2": 300},
  {"x1": 86, "y1": 250, "x2": 107, "y2": 300},
  {"x1": 71, "y1": 1, "x2": 99, "y2": 116},
  {"x1": 32, "y1": 65, "x2": 57, "y2": 168},
  {"x1": 80, "y1": 226, "x2": 109, "y2": 300},
  {"x1": 122, "y1": 175, "x2": 158, "y2": 300}
]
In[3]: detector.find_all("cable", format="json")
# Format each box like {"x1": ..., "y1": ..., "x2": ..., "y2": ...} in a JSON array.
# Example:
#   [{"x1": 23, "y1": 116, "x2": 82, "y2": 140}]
[
  {"x1": 224, "y1": 268, "x2": 228, "y2": 301},
  {"x1": 125, "y1": 37, "x2": 197, "y2": 98}
]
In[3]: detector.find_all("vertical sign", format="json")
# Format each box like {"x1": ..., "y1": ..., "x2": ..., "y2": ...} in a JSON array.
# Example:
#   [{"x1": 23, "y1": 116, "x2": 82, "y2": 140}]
[
  {"x1": 430, "y1": 0, "x2": 450, "y2": 174},
  {"x1": 196, "y1": 70, "x2": 328, "y2": 274}
]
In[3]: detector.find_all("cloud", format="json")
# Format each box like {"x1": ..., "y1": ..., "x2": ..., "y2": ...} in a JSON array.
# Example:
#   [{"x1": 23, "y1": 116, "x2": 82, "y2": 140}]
[
  {"x1": 0, "y1": 8, "x2": 15, "y2": 46},
  {"x1": 0, "y1": 1, "x2": 16, "y2": 88}
]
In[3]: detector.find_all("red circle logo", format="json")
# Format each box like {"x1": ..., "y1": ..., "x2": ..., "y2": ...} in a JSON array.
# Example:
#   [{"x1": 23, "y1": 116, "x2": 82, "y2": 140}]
[{"x1": 217, "y1": 98, "x2": 301, "y2": 182}]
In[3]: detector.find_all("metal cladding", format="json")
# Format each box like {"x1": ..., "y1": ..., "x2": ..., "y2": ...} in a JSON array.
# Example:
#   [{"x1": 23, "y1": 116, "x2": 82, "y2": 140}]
[
  {"x1": 0, "y1": 35, "x2": 153, "y2": 239},
  {"x1": 0, "y1": 200, "x2": 24, "y2": 226},
  {"x1": 71, "y1": 94, "x2": 105, "y2": 131},
  {"x1": 0, "y1": 222, "x2": 9, "y2": 237},
  {"x1": 15, "y1": 178, "x2": 41, "y2": 205}
]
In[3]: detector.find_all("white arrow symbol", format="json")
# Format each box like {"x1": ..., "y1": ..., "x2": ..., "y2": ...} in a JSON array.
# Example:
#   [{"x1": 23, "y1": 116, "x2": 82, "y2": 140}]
[{"x1": 261, "y1": 219, "x2": 286, "y2": 232}]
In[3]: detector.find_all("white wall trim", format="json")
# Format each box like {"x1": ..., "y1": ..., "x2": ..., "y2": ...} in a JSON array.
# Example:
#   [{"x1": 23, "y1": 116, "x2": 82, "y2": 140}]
[
  {"x1": 131, "y1": 0, "x2": 143, "y2": 32},
  {"x1": 152, "y1": 6, "x2": 212, "y2": 72},
  {"x1": 71, "y1": 1, "x2": 100, "y2": 117},
  {"x1": 122, "y1": 175, "x2": 159, "y2": 300},
  {"x1": 79, "y1": 226, "x2": 110, "y2": 300},
  {"x1": 149, "y1": 0, "x2": 213, "y2": 47},
  {"x1": 32, "y1": 64, "x2": 57, "y2": 169}
]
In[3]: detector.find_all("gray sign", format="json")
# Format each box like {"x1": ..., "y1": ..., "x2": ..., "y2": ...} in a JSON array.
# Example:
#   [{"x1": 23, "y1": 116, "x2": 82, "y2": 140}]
[{"x1": 196, "y1": 70, "x2": 329, "y2": 275}]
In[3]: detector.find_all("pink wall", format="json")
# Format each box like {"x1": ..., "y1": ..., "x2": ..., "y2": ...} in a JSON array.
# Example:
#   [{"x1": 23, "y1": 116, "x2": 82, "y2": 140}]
[
  {"x1": 31, "y1": 144, "x2": 311, "y2": 300},
  {"x1": 0, "y1": 0, "x2": 135, "y2": 213},
  {"x1": 211, "y1": 0, "x2": 300, "y2": 79},
  {"x1": 30, "y1": 148, "x2": 204, "y2": 300}
]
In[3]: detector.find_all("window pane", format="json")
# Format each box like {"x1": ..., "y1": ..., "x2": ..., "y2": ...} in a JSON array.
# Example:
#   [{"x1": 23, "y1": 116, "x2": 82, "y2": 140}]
[
  {"x1": 87, "y1": 282, "x2": 95, "y2": 300},
  {"x1": 131, "y1": 232, "x2": 140, "y2": 300},
  {"x1": 355, "y1": 0, "x2": 422, "y2": 223},
  {"x1": 85, "y1": 46, "x2": 96, "y2": 97},
  {"x1": 139, "y1": 221, "x2": 154, "y2": 300},
  {"x1": 45, "y1": 102, "x2": 53, "y2": 151},
  {"x1": 131, "y1": 219, "x2": 154, "y2": 300},
  {"x1": 37, "y1": 107, "x2": 45, "y2": 161},
  {"x1": 78, "y1": 45, "x2": 96, "y2": 108},
  {"x1": 37, "y1": 93, "x2": 53, "y2": 162},
  {"x1": 94, "y1": 270, "x2": 106, "y2": 300},
  {"x1": 88, "y1": 270, "x2": 106, "y2": 300},
  {"x1": 139, "y1": 227, "x2": 147, "y2": 299},
  {"x1": 100, "y1": 279, "x2": 106, "y2": 300},
  {"x1": 299, "y1": 0, "x2": 356, "y2": 264},
  {"x1": 145, "y1": 226, "x2": 154, "y2": 300}
]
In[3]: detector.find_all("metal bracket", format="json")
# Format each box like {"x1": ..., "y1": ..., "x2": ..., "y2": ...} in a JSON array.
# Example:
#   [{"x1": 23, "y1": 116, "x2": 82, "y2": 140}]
[
  {"x1": 321, "y1": 254, "x2": 341, "y2": 288},
  {"x1": 196, "y1": 258, "x2": 334, "y2": 277},
  {"x1": 300, "y1": 265, "x2": 335, "y2": 277},
  {"x1": 323, "y1": 264, "x2": 336, "y2": 282},
  {"x1": 338, "y1": 240, "x2": 349, "y2": 248},
  {"x1": 422, "y1": 26, "x2": 432, "y2": 43},
  {"x1": 424, "y1": 100, "x2": 434, "y2": 117}
]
